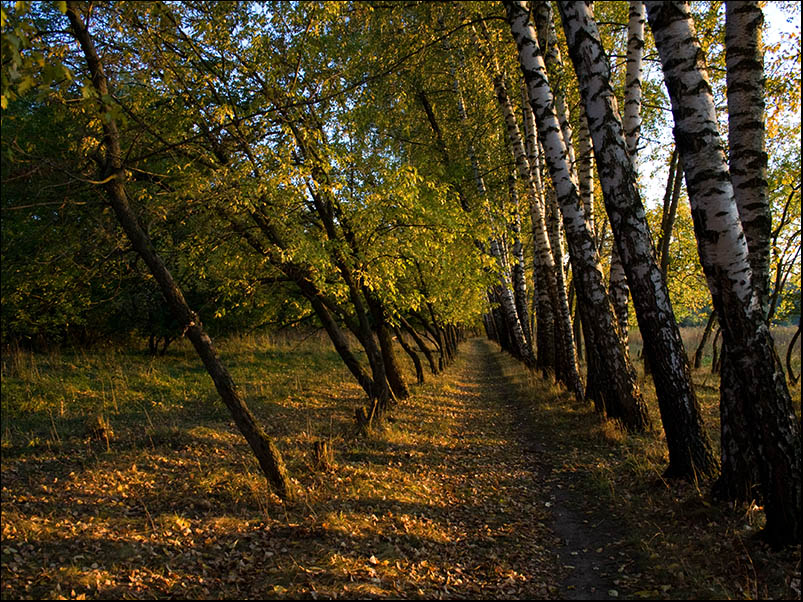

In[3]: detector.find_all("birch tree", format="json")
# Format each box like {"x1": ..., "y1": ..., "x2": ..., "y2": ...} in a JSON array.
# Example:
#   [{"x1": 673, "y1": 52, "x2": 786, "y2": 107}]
[
  {"x1": 609, "y1": 1, "x2": 648, "y2": 341},
  {"x1": 504, "y1": 0, "x2": 650, "y2": 430},
  {"x1": 558, "y1": 0, "x2": 717, "y2": 479},
  {"x1": 473, "y1": 25, "x2": 582, "y2": 396},
  {"x1": 714, "y1": 0, "x2": 775, "y2": 504},
  {"x1": 646, "y1": 0, "x2": 801, "y2": 547}
]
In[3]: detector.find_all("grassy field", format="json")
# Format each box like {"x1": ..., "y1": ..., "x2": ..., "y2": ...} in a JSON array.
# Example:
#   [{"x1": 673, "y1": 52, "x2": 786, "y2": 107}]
[{"x1": 1, "y1": 327, "x2": 800, "y2": 599}]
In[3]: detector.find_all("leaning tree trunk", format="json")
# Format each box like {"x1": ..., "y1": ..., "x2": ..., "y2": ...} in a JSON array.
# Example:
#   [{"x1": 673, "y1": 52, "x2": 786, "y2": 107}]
[
  {"x1": 787, "y1": 325, "x2": 800, "y2": 386},
  {"x1": 533, "y1": 0, "x2": 621, "y2": 404},
  {"x1": 714, "y1": 0, "x2": 774, "y2": 504},
  {"x1": 575, "y1": 112, "x2": 595, "y2": 230},
  {"x1": 394, "y1": 326, "x2": 424, "y2": 385},
  {"x1": 726, "y1": 1, "x2": 771, "y2": 317},
  {"x1": 608, "y1": 0, "x2": 647, "y2": 345},
  {"x1": 65, "y1": 2, "x2": 291, "y2": 498},
  {"x1": 449, "y1": 59, "x2": 534, "y2": 367},
  {"x1": 505, "y1": 160, "x2": 535, "y2": 354},
  {"x1": 400, "y1": 315, "x2": 439, "y2": 375},
  {"x1": 657, "y1": 149, "x2": 685, "y2": 276},
  {"x1": 227, "y1": 209, "x2": 379, "y2": 402},
  {"x1": 476, "y1": 32, "x2": 581, "y2": 393},
  {"x1": 693, "y1": 310, "x2": 717, "y2": 369},
  {"x1": 505, "y1": 0, "x2": 649, "y2": 430},
  {"x1": 521, "y1": 84, "x2": 558, "y2": 376},
  {"x1": 646, "y1": 0, "x2": 801, "y2": 547},
  {"x1": 289, "y1": 123, "x2": 396, "y2": 409},
  {"x1": 559, "y1": 0, "x2": 718, "y2": 479}
]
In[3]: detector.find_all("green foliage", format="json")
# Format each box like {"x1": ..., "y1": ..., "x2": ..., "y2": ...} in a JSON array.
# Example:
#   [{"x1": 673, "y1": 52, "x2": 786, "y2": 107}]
[{"x1": 1, "y1": 0, "x2": 800, "y2": 349}]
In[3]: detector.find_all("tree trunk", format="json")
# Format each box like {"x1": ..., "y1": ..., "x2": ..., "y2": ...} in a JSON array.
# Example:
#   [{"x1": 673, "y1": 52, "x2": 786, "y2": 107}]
[
  {"x1": 224, "y1": 209, "x2": 378, "y2": 401},
  {"x1": 609, "y1": 0, "x2": 647, "y2": 347},
  {"x1": 608, "y1": 249, "x2": 630, "y2": 343},
  {"x1": 714, "y1": 0, "x2": 775, "y2": 506},
  {"x1": 66, "y1": 2, "x2": 291, "y2": 498},
  {"x1": 506, "y1": 162, "x2": 535, "y2": 354},
  {"x1": 711, "y1": 327, "x2": 722, "y2": 374},
  {"x1": 375, "y1": 319, "x2": 410, "y2": 400},
  {"x1": 394, "y1": 326, "x2": 424, "y2": 385},
  {"x1": 726, "y1": 0, "x2": 771, "y2": 318},
  {"x1": 289, "y1": 162, "x2": 394, "y2": 408},
  {"x1": 787, "y1": 325, "x2": 800, "y2": 386},
  {"x1": 522, "y1": 85, "x2": 558, "y2": 377},
  {"x1": 449, "y1": 58, "x2": 532, "y2": 367},
  {"x1": 400, "y1": 315, "x2": 439, "y2": 375},
  {"x1": 477, "y1": 34, "x2": 579, "y2": 385},
  {"x1": 693, "y1": 310, "x2": 717, "y2": 369},
  {"x1": 647, "y1": 0, "x2": 801, "y2": 546},
  {"x1": 576, "y1": 112, "x2": 595, "y2": 232},
  {"x1": 505, "y1": 0, "x2": 649, "y2": 430},
  {"x1": 559, "y1": 0, "x2": 718, "y2": 478},
  {"x1": 657, "y1": 150, "x2": 684, "y2": 276}
]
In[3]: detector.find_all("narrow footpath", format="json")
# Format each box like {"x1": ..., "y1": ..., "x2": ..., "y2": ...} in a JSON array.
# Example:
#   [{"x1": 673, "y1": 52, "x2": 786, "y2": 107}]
[
  {"x1": 0, "y1": 337, "x2": 640, "y2": 600},
  {"x1": 305, "y1": 336, "x2": 636, "y2": 599}
]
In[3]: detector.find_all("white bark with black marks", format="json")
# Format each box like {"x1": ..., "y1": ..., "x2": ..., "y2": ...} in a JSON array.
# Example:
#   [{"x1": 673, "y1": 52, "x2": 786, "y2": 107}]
[
  {"x1": 559, "y1": 0, "x2": 717, "y2": 478},
  {"x1": 504, "y1": 0, "x2": 649, "y2": 430},
  {"x1": 647, "y1": 0, "x2": 800, "y2": 547},
  {"x1": 726, "y1": 1, "x2": 771, "y2": 315}
]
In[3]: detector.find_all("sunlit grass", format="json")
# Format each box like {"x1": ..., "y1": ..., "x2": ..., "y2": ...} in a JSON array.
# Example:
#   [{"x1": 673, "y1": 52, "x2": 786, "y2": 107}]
[{"x1": 1, "y1": 331, "x2": 798, "y2": 599}]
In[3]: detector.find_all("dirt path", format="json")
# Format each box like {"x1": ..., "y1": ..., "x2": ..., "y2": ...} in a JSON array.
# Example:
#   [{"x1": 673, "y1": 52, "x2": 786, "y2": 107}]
[
  {"x1": 428, "y1": 337, "x2": 626, "y2": 600},
  {"x1": 305, "y1": 336, "x2": 631, "y2": 598},
  {"x1": 2, "y1": 337, "x2": 637, "y2": 599}
]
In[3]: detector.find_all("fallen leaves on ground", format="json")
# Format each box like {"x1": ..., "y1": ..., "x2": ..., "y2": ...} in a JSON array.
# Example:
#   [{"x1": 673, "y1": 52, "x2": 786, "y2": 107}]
[{"x1": 2, "y1": 339, "x2": 799, "y2": 600}]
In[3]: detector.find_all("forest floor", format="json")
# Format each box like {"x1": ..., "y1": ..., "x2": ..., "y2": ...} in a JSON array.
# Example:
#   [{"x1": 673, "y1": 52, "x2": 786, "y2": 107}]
[{"x1": 1, "y1": 336, "x2": 800, "y2": 599}]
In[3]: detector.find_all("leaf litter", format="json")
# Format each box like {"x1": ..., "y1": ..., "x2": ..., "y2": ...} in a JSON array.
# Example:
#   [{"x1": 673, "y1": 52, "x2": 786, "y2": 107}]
[{"x1": 2, "y1": 338, "x2": 799, "y2": 599}]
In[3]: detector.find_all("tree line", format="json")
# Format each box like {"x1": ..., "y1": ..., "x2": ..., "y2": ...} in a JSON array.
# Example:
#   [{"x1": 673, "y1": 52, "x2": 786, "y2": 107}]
[{"x1": 1, "y1": 1, "x2": 800, "y2": 546}]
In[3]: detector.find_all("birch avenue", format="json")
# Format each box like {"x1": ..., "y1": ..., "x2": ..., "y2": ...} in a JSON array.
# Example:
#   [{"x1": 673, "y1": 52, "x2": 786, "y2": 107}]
[{"x1": 504, "y1": 0, "x2": 650, "y2": 430}]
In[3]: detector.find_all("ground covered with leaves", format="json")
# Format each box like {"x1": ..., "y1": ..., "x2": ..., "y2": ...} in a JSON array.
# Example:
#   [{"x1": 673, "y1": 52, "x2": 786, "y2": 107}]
[{"x1": 1, "y1": 335, "x2": 800, "y2": 599}]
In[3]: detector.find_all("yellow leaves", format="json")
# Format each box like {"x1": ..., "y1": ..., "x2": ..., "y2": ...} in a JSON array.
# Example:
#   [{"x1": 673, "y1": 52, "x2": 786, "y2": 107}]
[{"x1": 213, "y1": 105, "x2": 235, "y2": 125}]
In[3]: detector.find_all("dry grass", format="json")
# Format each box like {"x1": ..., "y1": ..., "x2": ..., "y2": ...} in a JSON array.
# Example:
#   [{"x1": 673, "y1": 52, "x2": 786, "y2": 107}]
[{"x1": 1, "y1": 330, "x2": 800, "y2": 599}]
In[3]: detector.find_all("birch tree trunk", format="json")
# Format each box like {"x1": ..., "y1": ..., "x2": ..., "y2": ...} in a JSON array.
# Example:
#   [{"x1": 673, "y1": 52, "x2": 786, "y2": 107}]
[
  {"x1": 608, "y1": 250, "x2": 630, "y2": 341},
  {"x1": 608, "y1": 0, "x2": 646, "y2": 343},
  {"x1": 726, "y1": 0, "x2": 771, "y2": 317},
  {"x1": 576, "y1": 112, "x2": 595, "y2": 230},
  {"x1": 714, "y1": 0, "x2": 774, "y2": 504},
  {"x1": 715, "y1": 1, "x2": 772, "y2": 501},
  {"x1": 646, "y1": 0, "x2": 801, "y2": 546},
  {"x1": 475, "y1": 32, "x2": 582, "y2": 393},
  {"x1": 507, "y1": 167, "x2": 535, "y2": 354},
  {"x1": 449, "y1": 58, "x2": 535, "y2": 367},
  {"x1": 532, "y1": 0, "x2": 619, "y2": 403},
  {"x1": 504, "y1": 0, "x2": 649, "y2": 430},
  {"x1": 559, "y1": 0, "x2": 718, "y2": 478},
  {"x1": 521, "y1": 84, "x2": 558, "y2": 375},
  {"x1": 65, "y1": 2, "x2": 291, "y2": 498}
]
